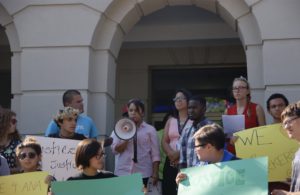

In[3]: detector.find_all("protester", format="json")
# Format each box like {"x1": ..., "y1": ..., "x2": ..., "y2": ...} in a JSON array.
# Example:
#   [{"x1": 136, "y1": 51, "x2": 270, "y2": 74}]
[
  {"x1": 176, "y1": 124, "x2": 238, "y2": 184},
  {"x1": 0, "y1": 109, "x2": 22, "y2": 173},
  {"x1": 161, "y1": 89, "x2": 192, "y2": 195},
  {"x1": 272, "y1": 101, "x2": 300, "y2": 195},
  {"x1": 16, "y1": 137, "x2": 55, "y2": 192},
  {"x1": 47, "y1": 107, "x2": 86, "y2": 140},
  {"x1": 111, "y1": 99, "x2": 160, "y2": 192},
  {"x1": 179, "y1": 95, "x2": 213, "y2": 169},
  {"x1": 67, "y1": 139, "x2": 115, "y2": 180},
  {"x1": 45, "y1": 90, "x2": 99, "y2": 138},
  {"x1": 267, "y1": 93, "x2": 289, "y2": 124},
  {"x1": 225, "y1": 76, "x2": 266, "y2": 153}
]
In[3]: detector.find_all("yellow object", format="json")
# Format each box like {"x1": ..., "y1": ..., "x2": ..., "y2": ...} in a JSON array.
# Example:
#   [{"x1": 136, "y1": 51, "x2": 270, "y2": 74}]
[
  {"x1": 0, "y1": 171, "x2": 48, "y2": 195},
  {"x1": 234, "y1": 124, "x2": 299, "y2": 182}
]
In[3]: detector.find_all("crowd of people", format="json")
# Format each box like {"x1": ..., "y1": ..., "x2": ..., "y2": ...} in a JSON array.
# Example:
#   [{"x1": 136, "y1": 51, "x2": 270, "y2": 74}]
[{"x1": 1, "y1": 77, "x2": 300, "y2": 195}]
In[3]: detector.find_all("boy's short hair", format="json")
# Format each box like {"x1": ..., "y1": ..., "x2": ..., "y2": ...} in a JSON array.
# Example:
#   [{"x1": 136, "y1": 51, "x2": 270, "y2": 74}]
[
  {"x1": 75, "y1": 139, "x2": 102, "y2": 169},
  {"x1": 267, "y1": 93, "x2": 289, "y2": 110},
  {"x1": 54, "y1": 107, "x2": 79, "y2": 127},
  {"x1": 281, "y1": 101, "x2": 300, "y2": 121},
  {"x1": 193, "y1": 124, "x2": 225, "y2": 150}
]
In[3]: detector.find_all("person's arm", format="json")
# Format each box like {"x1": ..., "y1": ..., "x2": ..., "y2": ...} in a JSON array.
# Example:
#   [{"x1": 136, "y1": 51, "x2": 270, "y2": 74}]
[
  {"x1": 224, "y1": 108, "x2": 228, "y2": 115},
  {"x1": 149, "y1": 127, "x2": 161, "y2": 185},
  {"x1": 45, "y1": 120, "x2": 60, "y2": 136},
  {"x1": 256, "y1": 104, "x2": 266, "y2": 126},
  {"x1": 0, "y1": 156, "x2": 10, "y2": 176},
  {"x1": 151, "y1": 161, "x2": 160, "y2": 185},
  {"x1": 114, "y1": 140, "x2": 130, "y2": 153},
  {"x1": 162, "y1": 118, "x2": 179, "y2": 163}
]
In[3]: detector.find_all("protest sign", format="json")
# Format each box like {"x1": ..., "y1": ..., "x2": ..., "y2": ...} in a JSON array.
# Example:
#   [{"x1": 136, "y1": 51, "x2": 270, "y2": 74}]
[
  {"x1": 52, "y1": 173, "x2": 144, "y2": 195},
  {"x1": 32, "y1": 136, "x2": 80, "y2": 181},
  {"x1": 178, "y1": 157, "x2": 268, "y2": 195},
  {"x1": 234, "y1": 124, "x2": 299, "y2": 181},
  {"x1": 0, "y1": 171, "x2": 48, "y2": 195}
]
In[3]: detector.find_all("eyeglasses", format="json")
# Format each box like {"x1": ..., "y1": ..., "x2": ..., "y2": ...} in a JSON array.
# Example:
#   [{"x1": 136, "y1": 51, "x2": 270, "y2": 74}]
[
  {"x1": 194, "y1": 143, "x2": 207, "y2": 148},
  {"x1": 11, "y1": 118, "x2": 17, "y2": 125},
  {"x1": 18, "y1": 152, "x2": 37, "y2": 160},
  {"x1": 95, "y1": 152, "x2": 106, "y2": 160},
  {"x1": 232, "y1": 86, "x2": 248, "y2": 91},
  {"x1": 173, "y1": 97, "x2": 186, "y2": 102},
  {"x1": 282, "y1": 116, "x2": 300, "y2": 128}
]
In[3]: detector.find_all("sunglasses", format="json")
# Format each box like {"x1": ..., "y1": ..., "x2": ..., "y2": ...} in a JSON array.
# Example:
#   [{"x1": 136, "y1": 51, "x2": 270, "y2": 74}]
[
  {"x1": 18, "y1": 152, "x2": 37, "y2": 160},
  {"x1": 11, "y1": 118, "x2": 17, "y2": 125}
]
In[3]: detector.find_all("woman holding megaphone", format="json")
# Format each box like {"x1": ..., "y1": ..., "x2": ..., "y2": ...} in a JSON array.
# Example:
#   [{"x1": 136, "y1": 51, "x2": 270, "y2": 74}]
[{"x1": 111, "y1": 99, "x2": 160, "y2": 193}]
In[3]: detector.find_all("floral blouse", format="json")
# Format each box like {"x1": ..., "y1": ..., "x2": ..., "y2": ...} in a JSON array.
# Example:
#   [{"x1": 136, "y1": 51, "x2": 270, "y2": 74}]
[{"x1": 0, "y1": 139, "x2": 21, "y2": 169}]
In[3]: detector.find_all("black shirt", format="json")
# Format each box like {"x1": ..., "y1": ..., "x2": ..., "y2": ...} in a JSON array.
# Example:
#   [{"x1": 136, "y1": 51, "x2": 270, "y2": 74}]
[
  {"x1": 48, "y1": 133, "x2": 86, "y2": 140},
  {"x1": 67, "y1": 171, "x2": 116, "y2": 181}
]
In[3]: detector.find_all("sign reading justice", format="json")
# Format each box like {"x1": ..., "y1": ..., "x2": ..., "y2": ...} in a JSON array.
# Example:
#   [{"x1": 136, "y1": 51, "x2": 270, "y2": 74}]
[{"x1": 32, "y1": 136, "x2": 80, "y2": 181}]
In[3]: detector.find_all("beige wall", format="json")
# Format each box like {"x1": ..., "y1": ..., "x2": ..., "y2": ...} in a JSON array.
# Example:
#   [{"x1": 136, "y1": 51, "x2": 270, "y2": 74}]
[{"x1": 0, "y1": 0, "x2": 299, "y2": 135}]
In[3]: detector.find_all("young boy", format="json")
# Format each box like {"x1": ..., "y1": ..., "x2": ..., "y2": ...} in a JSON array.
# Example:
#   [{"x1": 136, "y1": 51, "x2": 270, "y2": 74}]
[
  {"x1": 176, "y1": 124, "x2": 238, "y2": 184},
  {"x1": 47, "y1": 107, "x2": 86, "y2": 140},
  {"x1": 272, "y1": 101, "x2": 300, "y2": 195}
]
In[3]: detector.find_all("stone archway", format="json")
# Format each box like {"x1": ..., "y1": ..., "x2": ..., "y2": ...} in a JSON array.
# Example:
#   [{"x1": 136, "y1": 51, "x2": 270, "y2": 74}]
[{"x1": 90, "y1": 0, "x2": 264, "y2": 131}]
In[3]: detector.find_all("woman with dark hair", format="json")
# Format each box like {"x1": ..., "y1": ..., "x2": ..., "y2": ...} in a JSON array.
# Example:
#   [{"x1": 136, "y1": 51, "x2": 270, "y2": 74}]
[
  {"x1": 111, "y1": 98, "x2": 160, "y2": 193},
  {"x1": 0, "y1": 109, "x2": 22, "y2": 173},
  {"x1": 225, "y1": 77, "x2": 266, "y2": 153},
  {"x1": 161, "y1": 89, "x2": 192, "y2": 195},
  {"x1": 67, "y1": 139, "x2": 115, "y2": 180}
]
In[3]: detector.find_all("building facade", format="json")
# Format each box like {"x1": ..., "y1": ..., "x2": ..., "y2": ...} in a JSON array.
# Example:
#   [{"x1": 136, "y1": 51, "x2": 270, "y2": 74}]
[{"x1": 0, "y1": 0, "x2": 300, "y2": 138}]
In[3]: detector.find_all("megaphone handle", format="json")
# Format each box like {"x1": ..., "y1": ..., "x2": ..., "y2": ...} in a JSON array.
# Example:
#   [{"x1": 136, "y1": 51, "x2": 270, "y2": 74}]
[{"x1": 133, "y1": 134, "x2": 138, "y2": 163}]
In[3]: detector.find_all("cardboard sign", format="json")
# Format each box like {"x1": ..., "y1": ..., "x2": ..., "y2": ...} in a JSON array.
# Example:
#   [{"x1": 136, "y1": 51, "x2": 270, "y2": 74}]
[
  {"x1": 222, "y1": 115, "x2": 245, "y2": 134},
  {"x1": 32, "y1": 136, "x2": 80, "y2": 181},
  {"x1": 52, "y1": 173, "x2": 144, "y2": 195},
  {"x1": 0, "y1": 171, "x2": 48, "y2": 195},
  {"x1": 234, "y1": 124, "x2": 299, "y2": 181},
  {"x1": 178, "y1": 157, "x2": 268, "y2": 195}
]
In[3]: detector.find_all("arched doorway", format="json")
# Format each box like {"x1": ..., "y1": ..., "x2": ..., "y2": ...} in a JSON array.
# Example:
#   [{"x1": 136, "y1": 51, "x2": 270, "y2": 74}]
[
  {"x1": 0, "y1": 24, "x2": 11, "y2": 108},
  {"x1": 116, "y1": 5, "x2": 248, "y2": 125}
]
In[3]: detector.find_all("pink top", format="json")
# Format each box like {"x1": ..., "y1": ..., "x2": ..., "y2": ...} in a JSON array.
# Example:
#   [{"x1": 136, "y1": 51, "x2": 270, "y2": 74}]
[
  {"x1": 111, "y1": 121, "x2": 160, "y2": 178},
  {"x1": 167, "y1": 117, "x2": 192, "y2": 151}
]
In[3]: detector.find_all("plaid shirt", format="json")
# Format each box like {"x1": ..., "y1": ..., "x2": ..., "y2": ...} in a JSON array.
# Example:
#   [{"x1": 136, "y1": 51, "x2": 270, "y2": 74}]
[{"x1": 179, "y1": 118, "x2": 213, "y2": 168}]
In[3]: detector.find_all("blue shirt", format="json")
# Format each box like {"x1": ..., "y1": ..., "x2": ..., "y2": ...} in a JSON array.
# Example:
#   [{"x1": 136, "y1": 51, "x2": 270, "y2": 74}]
[
  {"x1": 45, "y1": 114, "x2": 99, "y2": 138},
  {"x1": 179, "y1": 118, "x2": 213, "y2": 168},
  {"x1": 197, "y1": 150, "x2": 236, "y2": 166}
]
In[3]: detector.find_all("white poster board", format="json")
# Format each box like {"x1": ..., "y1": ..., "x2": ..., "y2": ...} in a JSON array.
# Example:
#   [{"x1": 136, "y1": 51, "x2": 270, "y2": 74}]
[
  {"x1": 31, "y1": 136, "x2": 80, "y2": 181},
  {"x1": 222, "y1": 115, "x2": 245, "y2": 135}
]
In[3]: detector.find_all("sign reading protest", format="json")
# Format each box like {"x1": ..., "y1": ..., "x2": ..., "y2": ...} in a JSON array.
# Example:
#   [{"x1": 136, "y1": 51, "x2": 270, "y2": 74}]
[
  {"x1": 0, "y1": 171, "x2": 48, "y2": 195},
  {"x1": 32, "y1": 136, "x2": 80, "y2": 181},
  {"x1": 234, "y1": 124, "x2": 299, "y2": 181},
  {"x1": 178, "y1": 157, "x2": 268, "y2": 195},
  {"x1": 52, "y1": 173, "x2": 144, "y2": 195}
]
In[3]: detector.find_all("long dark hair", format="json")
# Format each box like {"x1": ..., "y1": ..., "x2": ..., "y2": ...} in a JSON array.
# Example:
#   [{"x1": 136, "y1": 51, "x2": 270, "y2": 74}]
[
  {"x1": 0, "y1": 109, "x2": 21, "y2": 141},
  {"x1": 173, "y1": 88, "x2": 192, "y2": 118}
]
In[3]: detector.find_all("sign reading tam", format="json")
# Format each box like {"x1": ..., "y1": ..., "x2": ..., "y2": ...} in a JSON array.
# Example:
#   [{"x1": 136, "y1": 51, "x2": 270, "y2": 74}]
[
  {"x1": 31, "y1": 136, "x2": 80, "y2": 181},
  {"x1": 0, "y1": 171, "x2": 48, "y2": 195}
]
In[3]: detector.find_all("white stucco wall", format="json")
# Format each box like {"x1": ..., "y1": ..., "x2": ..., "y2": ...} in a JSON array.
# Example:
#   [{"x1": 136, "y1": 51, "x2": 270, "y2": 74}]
[{"x1": 0, "y1": 0, "x2": 299, "y2": 134}]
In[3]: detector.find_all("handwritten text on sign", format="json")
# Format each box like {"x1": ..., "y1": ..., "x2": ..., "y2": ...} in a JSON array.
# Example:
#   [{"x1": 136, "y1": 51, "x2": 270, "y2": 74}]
[
  {"x1": 32, "y1": 136, "x2": 80, "y2": 181},
  {"x1": 0, "y1": 171, "x2": 48, "y2": 195},
  {"x1": 178, "y1": 157, "x2": 268, "y2": 195},
  {"x1": 234, "y1": 124, "x2": 299, "y2": 181}
]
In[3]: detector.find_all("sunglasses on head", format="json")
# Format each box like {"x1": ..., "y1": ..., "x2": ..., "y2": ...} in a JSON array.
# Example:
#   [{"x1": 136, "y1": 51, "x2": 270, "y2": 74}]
[
  {"x1": 11, "y1": 118, "x2": 17, "y2": 125},
  {"x1": 18, "y1": 152, "x2": 37, "y2": 160}
]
